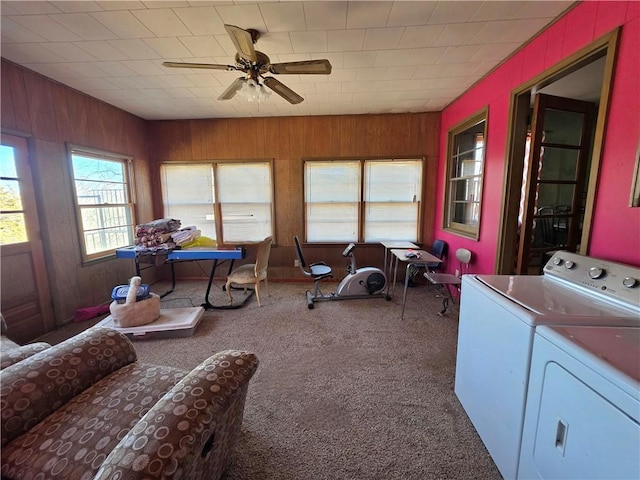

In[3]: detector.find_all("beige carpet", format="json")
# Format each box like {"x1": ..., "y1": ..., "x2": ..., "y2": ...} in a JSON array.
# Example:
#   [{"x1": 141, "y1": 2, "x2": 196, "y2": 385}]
[{"x1": 38, "y1": 279, "x2": 501, "y2": 480}]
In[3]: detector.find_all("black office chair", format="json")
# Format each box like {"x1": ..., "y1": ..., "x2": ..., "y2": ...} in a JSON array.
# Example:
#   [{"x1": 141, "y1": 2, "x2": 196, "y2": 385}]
[
  {"x1": 294, "y1": 236, "x2": 333, "y2": 300},
  {"x1": 406, "y1": 239, "x2": 448, "y2": 286}
]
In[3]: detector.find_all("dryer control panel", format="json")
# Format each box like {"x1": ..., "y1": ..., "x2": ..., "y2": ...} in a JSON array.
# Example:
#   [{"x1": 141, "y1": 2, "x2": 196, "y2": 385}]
[{"x1": 544, "y1": 251, "x2": 640, "y2": 312}]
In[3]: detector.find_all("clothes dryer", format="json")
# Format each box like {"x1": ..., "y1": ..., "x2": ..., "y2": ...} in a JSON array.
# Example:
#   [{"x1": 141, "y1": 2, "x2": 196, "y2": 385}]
[{"x1": 454, "y1": 251, "x2": 640, "y2": 479}]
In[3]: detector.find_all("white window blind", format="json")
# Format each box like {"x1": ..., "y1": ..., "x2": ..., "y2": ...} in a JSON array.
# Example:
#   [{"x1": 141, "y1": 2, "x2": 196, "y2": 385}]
[
  {"x1": 161, "y1": 164, "x2": 216, "y2": 239},
  {"x1": 304, "y1": 158, "x2": 423, "y2": 243},
  {"x1": 364, "y1": 160, "x2": 422, "y2": 242},
  {"x1": 161, "y1": 161, "x2": 273, "y2": 243},
  {"x1": 305, "y1": 161, "x2": 360, "y2": 242}
]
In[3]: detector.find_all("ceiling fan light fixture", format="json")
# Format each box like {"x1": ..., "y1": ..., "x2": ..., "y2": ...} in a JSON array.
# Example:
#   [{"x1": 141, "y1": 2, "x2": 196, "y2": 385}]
[{"x1": 238, "y1": 79, "x2": 271, "y2": 103}]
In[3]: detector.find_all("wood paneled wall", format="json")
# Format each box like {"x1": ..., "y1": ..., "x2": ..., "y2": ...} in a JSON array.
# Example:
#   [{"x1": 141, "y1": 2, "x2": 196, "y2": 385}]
[
  {"x1": 147, "y1": 113, "x2": 441, "y2": 279},
  {"x1": 1, "y1": 58, "x2": 440, "y2": 330},
  {"x1": 1, "y1": 60, "x2": 151, "y2": 327}
]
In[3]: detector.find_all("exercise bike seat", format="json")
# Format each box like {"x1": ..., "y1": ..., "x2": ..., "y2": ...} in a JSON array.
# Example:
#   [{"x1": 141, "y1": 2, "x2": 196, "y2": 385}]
[{"x1": 308, "y1": 262, "x2": 333, "y2": 279}]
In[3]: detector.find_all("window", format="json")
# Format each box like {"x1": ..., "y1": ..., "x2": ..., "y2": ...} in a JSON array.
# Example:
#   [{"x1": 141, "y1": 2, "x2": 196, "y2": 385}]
[
  {"x1": 0, "y1": 145, "x2": 28, "y2": 245},
  {"x1": 444, "y1": 110, "x2": 487, "y2": 239},
  {"x1": 304, "y1": 158, "x2": 423, "y2": 243},
  {"x1": 69, "y1": 147, "x2": 135, "y2": 261},
  {"x1": 161, "y1": 161, "x2": 273, "y2": 244}
]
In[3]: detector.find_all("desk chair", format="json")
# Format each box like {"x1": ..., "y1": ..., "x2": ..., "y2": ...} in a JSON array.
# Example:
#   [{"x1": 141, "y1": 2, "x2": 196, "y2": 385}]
[
  {"x1": 406, "y1": 239, "x2": 448, "y2": 285},
  {"x1": 225, "y1": 236, "x2": 272, "y2": 307},
  {"x1": 294, "y1": 236, "x2": 333, "y2": 300},
  {"x1": 424, "y1": 248, "x2": 472, "y2": 315}
]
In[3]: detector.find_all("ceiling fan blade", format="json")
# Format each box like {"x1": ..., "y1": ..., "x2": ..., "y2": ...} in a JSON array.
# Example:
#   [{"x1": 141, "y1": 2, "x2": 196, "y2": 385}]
[
  {"x1": 269, "y1": 59, "x2": 332, "y2": 75},
  {"x1": 163, "y1": 61, "x2": 235, "y2": 71},
  {"x1": 225, "y1": 24, "x2": 257, "y2": 63},
  {"x1": 263, "y1": 77, "x2": 304, "y2": 105},
  {"x1": 218, "y1": 77, "x2": 246, "y2": 101}
]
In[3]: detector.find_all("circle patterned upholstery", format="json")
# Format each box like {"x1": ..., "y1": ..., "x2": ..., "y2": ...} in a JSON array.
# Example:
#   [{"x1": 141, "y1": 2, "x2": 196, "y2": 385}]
[{"x1": 0, "y1": 327, "x2": 258, "y2": 480}]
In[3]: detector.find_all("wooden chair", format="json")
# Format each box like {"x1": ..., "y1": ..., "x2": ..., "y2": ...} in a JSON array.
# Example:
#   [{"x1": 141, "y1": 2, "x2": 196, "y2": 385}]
[
  {"x1": 225, "y1": 236, "x2": 273, "y2": 307},
  {"x1": 423, "y1": 248, "x2": 472, "y2": 315}
]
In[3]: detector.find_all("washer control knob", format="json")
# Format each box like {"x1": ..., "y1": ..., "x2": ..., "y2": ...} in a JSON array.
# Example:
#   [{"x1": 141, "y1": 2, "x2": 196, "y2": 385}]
[
  {"x1": 553, "y1": 257, "x2": 563, "y2": 266},
  {"x1": 564, "y1": 261, "x2": 575, "y2": 269},
  {"x1": 589, "y1": 267, "x2": 605, "y2": 279},
  {"x1": 622, "y1": 277, "x2": 638, "y2": 288}
]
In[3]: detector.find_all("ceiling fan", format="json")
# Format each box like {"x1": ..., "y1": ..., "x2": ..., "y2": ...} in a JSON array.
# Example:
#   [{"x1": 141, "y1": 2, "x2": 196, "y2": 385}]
[{"x1": 162, "y1": 24, "x2": 332, "y2": 105}]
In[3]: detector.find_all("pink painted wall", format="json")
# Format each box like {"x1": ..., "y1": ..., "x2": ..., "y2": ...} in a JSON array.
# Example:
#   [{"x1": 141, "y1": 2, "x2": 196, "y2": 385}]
[{"x1": 434, "y1": 1, "x2": 640, "y2": 273}]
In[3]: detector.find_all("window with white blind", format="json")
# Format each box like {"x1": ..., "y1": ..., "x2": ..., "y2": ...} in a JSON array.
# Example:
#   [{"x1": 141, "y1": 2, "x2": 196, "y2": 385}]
[
  {"x1": 161, "y1": 161, "x2": 273, "y2": 244},
  {"x1": 304, "y1": 158, "x2": 423, "y2": 243},
  {"x1": 69, "y1": 147, "x2": 135, "y2": 261},
  {"x1": 443, "y1": 110, "x2": 487, "y2": 239}
]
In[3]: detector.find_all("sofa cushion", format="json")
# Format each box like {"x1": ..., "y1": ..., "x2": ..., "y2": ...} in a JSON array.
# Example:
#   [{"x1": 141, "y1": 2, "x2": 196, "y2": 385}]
[
  {"x1": 0, "y1": 340, "x2": 51, "y2": 370},
  {"x1": 1, "y1": 361, "x2": 187, "y2": 480}
]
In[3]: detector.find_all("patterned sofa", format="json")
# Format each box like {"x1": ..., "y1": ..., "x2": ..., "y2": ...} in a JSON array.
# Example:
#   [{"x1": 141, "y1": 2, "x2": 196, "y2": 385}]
[{"x1": 0, "y1": 327, "x2": 258, "y2": 479}]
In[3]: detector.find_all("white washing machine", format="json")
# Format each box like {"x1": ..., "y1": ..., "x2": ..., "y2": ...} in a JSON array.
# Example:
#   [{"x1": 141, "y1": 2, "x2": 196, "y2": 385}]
[
  {"x1": 454, "y1": 251, "x2": 640, "y2": 480},
  {"x1": 518, "y1": 324, "x2": 639, "y2": 479}
]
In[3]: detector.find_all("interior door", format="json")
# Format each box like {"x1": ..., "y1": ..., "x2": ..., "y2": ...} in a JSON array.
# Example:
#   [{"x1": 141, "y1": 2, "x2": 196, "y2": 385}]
[
  {"x1": 517, "y1": 94, "x2": 595, "y2": 274},
  {"x1": 1, "y1": 133, "x2": 55, "y2": 342}
]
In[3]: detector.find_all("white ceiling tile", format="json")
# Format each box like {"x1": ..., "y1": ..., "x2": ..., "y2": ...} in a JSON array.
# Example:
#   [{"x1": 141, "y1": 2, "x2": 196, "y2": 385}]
[
  {"x1": 386, "y1": 2, "x2": 437, "y2": 27},
  {"x1": 328, "y1": 29, "x2": 364, "y2": 52},
  {"x1": 428, "y1": 1, "x2": 483, "y2": 25},
  {"x1": 412, "y1": 63, "x2": 450, "y2": 79},
  {"x1": 50, "y1": 12, "x2": 119, "y2": 40},
  {"x1": 398, "y1": 25, "x2": 444, "y2": 48},
  {"x1": 160, "y1": 74, "x2": 195, "y2": 88},
  {"x1": 256, "y1": 32, "x2": 293, "y2": 55},
  {"x1": 315, "y1": 82, "x2": 344, "y2": 94},
  {"x1": 259, "y1": 2, "x2": 305, "y2": 32},
  {"x1": 346, "y1": 1, "x2": 392, "y2": 29},
  {"x1": 142, "y1": 1, "x2": 185, "y2": 8},
  {"x1": 384, "y1": 66, "x2": 417, "y2": 80},
  {"x1": 143, "y1": 37, "x2": 193, "y2": 58},
  {"x1": 131, "y1": 8, "x2": 191, "y2": 37},
  {"x1": 120, "y1": 59, "x2": 165, "y2": 76},
  {"x1": 433, "y1": 22, "x2": 486, "y2": 47},
  {"x1": 95, "y1": 1, "x2": 146, "y2": 11},
  {"x1": 90, "y1": 10, "x2": 155, "y2": 38},
  {"x1": 40, "y1": 41, "x2": 97, "y2": 62},
  {"x1": 5, "y1": 1, "x2": 62, "y2": 14},
  {"x1": 10, "y1": 14, "x2": 82, "y2": 41},
  {"x1": 407, "y1": 47, "x2": 447, "y2": 65},
  {"x1": 21, "y1": 62, "x2": 74, "y2": 79},
  {"x1": 1, "y1": 42, "x2": 69, "y2": 63},
  {"x1": 438, "y1": 45, "x2": 482, "y2": 64},
  {"x1": 184, "y1": 73, "x2": 221, "y2": 87},
  {"x1": 98, "y1": 76, "x2": 142, "y2": 89},
  {"x1": 51, "y1": 1, "x2": 103, "y2": 13},
  {"x1": 356, "y1": 67, "x2": 389, "y2": 82},
  {"x1": 470, "y1": 42, "x2": 521, "y2": 62},
  {"x1": 75, "y1": 40, "x2": 129, "y2": 61},
  {"x1": 329, "y1": 68, "x2": 358, "y2": 82},
  {"x1": 303, "y1": 2, "x2": 347, "y2": 30},
  {"x1": 362, "y1": 27, "x2": 404, "y2": 50},
  {"x1": 1, "y1": 17, "x2": 48, "y2": 43},
  {"x1": 172, "y1": 5, "x2": 226, "y2": 35},
  {"x1": 342, "y1": 50, "x2": 377, "y2": 68},
  {"x1": 135, "y1": 75, "x2": 173, "y2": 88},
  {"x1": 290, "y1": 31, "x2": 326, "y2": 53},
  {"x1": 214, "y1": 4, "x2": 266, "y2": 32},
  {"x1": 311, "y1": 51, "x2": 343, "y2": 69},
  {"x1": 93, "y1": 61, "x2": 139, "y2": 77},
  {"x1": 470, "y1": 1, "x2": 525, "y2": 21},
  {"x1": 61, "y1": 61, "x2": 109, "y2": 77},
  {"x1": 214, "y1": 33, "x2": 237, "y2": 57},
  {"x1": 471, "y1": 17, "x2": 551, "y2": 44},
  {"x1": 442, "y1": 62, "x2": 483, "y2": 77},
  {"x1": 63, "y1": 77, "x2": 117, "y2": 91},
  {"x1": 179, "y1": 35, "x2": 226, "y2": 57},
  {"x1": 108, "y1": 38, "x2": 161, "y2": 59},
  {"x1": 515, "y1": 1, "x2": 573, "y2": 19},
  {"x1": 374, "y1": 49, "x2": 412, "y2": 67}
]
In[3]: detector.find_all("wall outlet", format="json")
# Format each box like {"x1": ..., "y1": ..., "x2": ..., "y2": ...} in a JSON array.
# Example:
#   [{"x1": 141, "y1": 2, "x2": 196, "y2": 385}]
[
  {"x1": 455, "y1": 269, "x2": 460, "y2": 277},
  {"x1": 294, "y1": 259, "x2": 300, "y2": 267}
]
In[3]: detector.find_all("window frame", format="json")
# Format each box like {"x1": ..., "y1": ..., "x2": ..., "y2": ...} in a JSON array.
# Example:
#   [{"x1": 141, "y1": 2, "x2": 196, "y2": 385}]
[
  {"x1": 67, "y1": 144, "x2": 136, "y2": 263},
  {"x1": 443, "y1": 109, "x2": 488, "y2": 240},
  {"x1": 303, "y1": 157, "x2": 425, "y2": 243},
  {"x1": 160, "y1": 159, "x2": 275, "y2": 245}
]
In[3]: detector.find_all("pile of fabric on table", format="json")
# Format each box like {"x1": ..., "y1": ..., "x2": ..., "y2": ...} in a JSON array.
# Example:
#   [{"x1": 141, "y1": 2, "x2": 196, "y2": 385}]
[
  {"x1": 171, "y1": 225, "x2": 201, "y2": 246},
  {"x1": 135, "y1": 218, "x2": 181, "y2": 249}
]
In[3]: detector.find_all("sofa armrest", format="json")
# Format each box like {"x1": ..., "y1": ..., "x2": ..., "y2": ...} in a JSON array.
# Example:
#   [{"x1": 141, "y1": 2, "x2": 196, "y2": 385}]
[
  {"x1": 0, "y1": 341, "x2": 51, "y2": 370},
  {"x1": 95, "y1": 350, "x2": 258, "y2": 480},
  {"x1": 0, "y1": 327, "x2": 136, "y2": 447}
]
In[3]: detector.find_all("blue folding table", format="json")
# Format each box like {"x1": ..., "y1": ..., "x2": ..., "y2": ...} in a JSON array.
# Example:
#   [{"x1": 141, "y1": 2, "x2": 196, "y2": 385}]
[{"x1": 115, "y1": 246, "x2": 246, "y2": 310}]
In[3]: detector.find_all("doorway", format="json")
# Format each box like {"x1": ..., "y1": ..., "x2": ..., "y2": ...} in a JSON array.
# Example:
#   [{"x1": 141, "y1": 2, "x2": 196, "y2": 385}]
[{"x1": 496, "y1": 29, "x2": 620, "y2": 275}]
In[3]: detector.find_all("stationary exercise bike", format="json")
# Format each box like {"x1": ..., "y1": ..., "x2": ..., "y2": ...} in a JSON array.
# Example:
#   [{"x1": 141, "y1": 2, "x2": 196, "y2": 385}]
[{"x1": 294, "y1": 236, "x2": 390, "y2": 309}]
